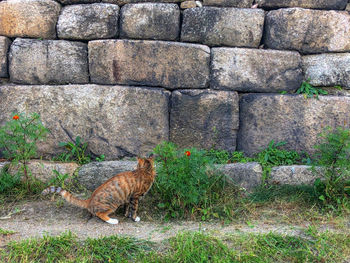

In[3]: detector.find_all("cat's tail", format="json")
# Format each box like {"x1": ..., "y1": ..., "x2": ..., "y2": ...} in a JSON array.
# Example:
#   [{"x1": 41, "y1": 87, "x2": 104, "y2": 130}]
[{"x1": 42, "y1": 186, "x2": 89, "y2": 209}]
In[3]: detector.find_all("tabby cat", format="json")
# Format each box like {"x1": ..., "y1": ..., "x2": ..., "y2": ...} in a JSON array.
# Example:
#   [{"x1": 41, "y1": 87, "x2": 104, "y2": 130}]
[{"x1": 42, "y1": 156, "x2": 156, "y2": 224}]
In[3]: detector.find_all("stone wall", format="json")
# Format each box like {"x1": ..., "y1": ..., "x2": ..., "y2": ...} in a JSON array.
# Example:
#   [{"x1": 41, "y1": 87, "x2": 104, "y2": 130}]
[{"x1": 0, "y1": 0, "x2": 350, "y2": 159}]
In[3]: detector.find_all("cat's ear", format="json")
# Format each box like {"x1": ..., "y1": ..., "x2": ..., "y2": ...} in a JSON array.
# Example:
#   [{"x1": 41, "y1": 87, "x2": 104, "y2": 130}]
[{"x1": 137, "y1": 157, "x2": 144, "y2": 167}]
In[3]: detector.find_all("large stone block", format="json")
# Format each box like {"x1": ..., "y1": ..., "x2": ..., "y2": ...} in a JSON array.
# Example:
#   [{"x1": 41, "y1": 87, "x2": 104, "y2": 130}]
[
  {"x1": 0, "y1": 0, "x2": 61, "y2": 39},
  {"x1": 77, "y1": 161, "x2": 137, "y2": 190},
  {"x1": 203, "y1": 0, "x2": 253, "y2": 7},
  {"x1": 0, "y1": 37, "x2": 11, "y2": 78},
  {"x1": 302, "y1": 53, "x2": 350, "y2": 89},
  {"x1": 9, "y1": 38, "x2": 88, "y2": 85},
  {"x1": 181, "y1": 7, "x2": 264, "y2": 47},
  {"x1": 89, "y1": 40, "x2": 210, "y2": 89},
  {"x1": 170, "y1": 89, "x2": 239, "y2": 152},
  {"x1": 120, "y1": 3, "x2": 180, "y2": 40},
  {"x1": 211, "y1": 48, "x2": 302, "y2": 92},
  {"x1": 0, "y1": 85, "x2": 170, "y2": 159},
  {"x1": 237, "y1": 94, "x2": 350, "y2": 156},
  {"x1": 264, "y1": 8, "x2": 350, "y2": 54},
  {"x1": 103, "y1": 0, "x2": 182, "y2": 4},
  {"x1": 257, "y1": 0, "x2": 348, "y2": 10},
  {"x1": 57, "y1": 4, "x2": 119, "y2": 40}
]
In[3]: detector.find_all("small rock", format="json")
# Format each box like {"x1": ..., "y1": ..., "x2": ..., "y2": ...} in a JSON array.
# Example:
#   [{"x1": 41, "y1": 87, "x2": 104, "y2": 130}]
[{"x1": 180, "y1": 1, "x2": 197, "y2": 9}]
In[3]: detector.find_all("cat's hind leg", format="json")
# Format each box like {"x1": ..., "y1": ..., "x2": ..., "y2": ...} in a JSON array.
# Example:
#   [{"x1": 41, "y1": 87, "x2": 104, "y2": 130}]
[{"x1": 96, "y1": 209, "x2": 119, "y2": 225}]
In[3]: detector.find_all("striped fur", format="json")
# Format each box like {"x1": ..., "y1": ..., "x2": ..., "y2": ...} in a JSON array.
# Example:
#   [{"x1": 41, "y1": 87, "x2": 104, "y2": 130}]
[{"x1": 42, "y1": 157, "x2": 156, "y2": 224}]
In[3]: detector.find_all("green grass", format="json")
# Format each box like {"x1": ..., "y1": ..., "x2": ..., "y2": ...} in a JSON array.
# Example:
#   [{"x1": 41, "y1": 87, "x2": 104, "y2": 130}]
[
  {"x1": 1, "y1": 229, "x2": 349, "y2": 263},
  {"x1": 0, "y1": 228, "x2": 15, "y2": 235}
]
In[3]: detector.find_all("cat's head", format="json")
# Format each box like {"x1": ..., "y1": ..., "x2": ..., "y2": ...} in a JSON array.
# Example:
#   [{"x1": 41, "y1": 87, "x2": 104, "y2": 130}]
[{"x1": 137, "y1": 155, "x2": 155, "y2": 170}]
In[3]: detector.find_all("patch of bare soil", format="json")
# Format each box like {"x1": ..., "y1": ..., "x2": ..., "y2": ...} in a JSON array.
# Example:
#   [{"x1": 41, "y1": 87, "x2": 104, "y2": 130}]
[{"x1": 0, "y1": 200, "x2": 342, "y2": 247}]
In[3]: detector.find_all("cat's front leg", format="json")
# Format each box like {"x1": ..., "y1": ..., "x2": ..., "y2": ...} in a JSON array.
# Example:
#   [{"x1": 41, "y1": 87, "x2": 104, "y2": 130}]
[
  {"x1": 129, "y1": 196, "x2": 140, "y2": 222},
  {"x1": 124, "y1": 203, "x2": 131, "y2": 218}
]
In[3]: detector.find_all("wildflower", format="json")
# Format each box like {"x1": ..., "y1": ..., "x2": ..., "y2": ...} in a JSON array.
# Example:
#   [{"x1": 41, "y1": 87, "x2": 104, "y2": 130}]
[
  {"x1": 13, "y1": 115, "x2": 19, "y2": 120},
  {"x1": 185, "y1": 151, "x2": 191, "y2": 157}
]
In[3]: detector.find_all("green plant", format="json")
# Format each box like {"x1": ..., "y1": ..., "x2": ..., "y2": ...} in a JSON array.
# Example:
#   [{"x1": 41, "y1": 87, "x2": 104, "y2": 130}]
[
  {"x1": 296, "y1": 80, "x2": 328, "y2": 99},
  {"x1": 96, "y1": 154, "x2": 105, "y2": 162},
  {"x1": 0, "y1": 113, "x2": 48, "y2": 191},
  {"x1": 313, "y1": 127, "x2": 350, "y2": 211},
  {"x1": 255, "y1": 140, "x2": 302, "y2": 181},
  {"x1": 56, "y1": 136, "x2": 91, "y2": 165},
  {"x1": 0, "y1": 167, "x2": 20, "y2": 194},
  {"x1": 204, "y1": 148, "x2": 230, "y2": 164},
  {"x1": 152, "y1": 142, "x2": 226, "y2": 219},
  {"x1": 47, "y1": 170, "x2": 69, "y2": 189},
  {"x1": 230, "y1": 151, "x2": 253, "y2": 163}
]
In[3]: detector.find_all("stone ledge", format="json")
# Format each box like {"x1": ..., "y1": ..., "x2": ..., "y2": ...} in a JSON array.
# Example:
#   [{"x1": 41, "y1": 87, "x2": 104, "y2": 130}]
[
  {"x1": 269, "y1": 165, "x2": 323, "y2": 185},
  {"x1": 77, "y1": 160, "x2": 137, "y2": 191},
  {"x1": 6, "y1": 160, "x2": 79, "y2": 183},
  {"x1": 219, "y1": 162, "x2": 263, "y2": 191}
]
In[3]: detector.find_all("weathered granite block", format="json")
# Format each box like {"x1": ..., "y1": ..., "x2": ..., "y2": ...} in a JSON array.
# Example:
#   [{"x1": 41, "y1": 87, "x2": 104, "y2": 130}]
[
  {"x1": 237, "y1": 94, "x2": 350, "y2": 156},
  {"x1": 170, "y1": 89, "x2": 239, "y2": 152},
  {"x1": 257, "y1": 0, "x2": 348, "y2": 10},
  {"x1": 302, "y1": 53, "x2": 350, "y2": 89},
  {"x1": 181, "y1": 7, "x2": 264, "y2": 47},
  {"x1": 0, "y1": 37, "x2": 11, "y2": 78},
  {"x1": 120, "y1": 3, "x2": 180, "y2": 40},
  {"x1": 0, "y1": 85, "x2": 170, "y2": 159},
  {"x1": 89, "y1": 40, "x2": 210, "y2": 89},
  {"x1": 77, "y1": 161, "x2": 137, "y2": 190},
  {"x1": 103, "y1": 0, "x2": 182, "y2": 4},
  {"x1": 57, "y1": 4, "x2": 119, "y2": 40},
  {"x1": 203, "y1": 0, "x2": 253, "y2": 7},
  {"x1": 264, "y1": 8, "x2": 350, "y2": 54},
  {"x1": 0, "y1": 0, "x2": 60, "y2": 39},
  {"x1": 219, "y1": 162, "x2": 263, "y2": 191},
  {"x1": 9, "y1": 38, "x2": 88, "y2": 85},
  {"x1": 211, "y1": 48, "x2": 302, "y2": 92},
  {"x1": 269, "y1": 165, "x2": 323, "y2": 185}
]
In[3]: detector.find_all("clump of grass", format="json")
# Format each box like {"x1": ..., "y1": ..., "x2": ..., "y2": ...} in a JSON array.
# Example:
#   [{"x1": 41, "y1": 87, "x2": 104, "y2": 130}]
[{"x1": 0, "y1": 228, "x2": 15, "y2": 236}]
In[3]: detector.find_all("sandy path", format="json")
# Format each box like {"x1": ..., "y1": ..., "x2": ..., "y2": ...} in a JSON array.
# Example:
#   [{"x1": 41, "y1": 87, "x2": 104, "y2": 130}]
[{"x1": 0, "y1": 200, "x2": 333, "y2": 246}]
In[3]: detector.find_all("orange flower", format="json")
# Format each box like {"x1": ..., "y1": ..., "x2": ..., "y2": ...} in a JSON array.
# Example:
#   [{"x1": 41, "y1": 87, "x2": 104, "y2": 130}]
[
  {"x1": 185, "y1": 151, "x2": 191, "y2": 157},
  {"x1": 13, "y1": 115, "x2": 19, "y2": 120}
]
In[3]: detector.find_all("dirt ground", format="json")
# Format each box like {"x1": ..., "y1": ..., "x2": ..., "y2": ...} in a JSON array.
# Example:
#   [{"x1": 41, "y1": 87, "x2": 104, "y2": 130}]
[{"x1": 0, "y1": 199, "x2": 323, "y2": 247}]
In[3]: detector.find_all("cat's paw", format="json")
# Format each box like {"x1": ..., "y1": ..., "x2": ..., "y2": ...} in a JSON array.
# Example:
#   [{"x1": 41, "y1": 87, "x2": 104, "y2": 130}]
[
  {"x1": 134, "y1": 216, "x2": 140, "y2": 222},
  {"x1": 106, "y1": 218, "x2": 119, "y2": 225}
]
